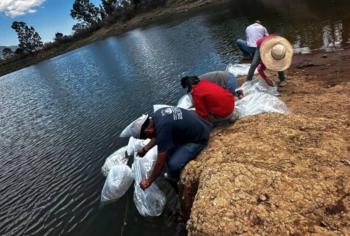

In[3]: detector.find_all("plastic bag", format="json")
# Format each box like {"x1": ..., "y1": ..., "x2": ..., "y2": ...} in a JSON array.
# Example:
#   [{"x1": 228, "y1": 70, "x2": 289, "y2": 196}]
[
  {"x1": 153, "y1": 104, "x2": 172, "y2": 112},
  {"x1": 132, "y1": 146, "x2": 166, "y2": 217},
  {"x1": 126, "y1": 137, "x2": 150, "y2": 156},
  {"x1": 235, "y1": 92, "x2": 289, "y2": 117},
  {"x1": 101, "y1": 146, "x2": 128, "y2": 177},
  {"x1": 119, "y1": 114, "x2": 148, "y2": 138},
  {"x1": 177, "y1": 94, "x2": 193, "y2": 109},
  {"x1": 226, "y1": 63, "x2": 258, "y2": 77},
  {"x1": 238, "y1": 78, "x2": 279, "y2": 96},
  {"x1": 101, "y1": 165, "x2": 134, "y2": 203}
]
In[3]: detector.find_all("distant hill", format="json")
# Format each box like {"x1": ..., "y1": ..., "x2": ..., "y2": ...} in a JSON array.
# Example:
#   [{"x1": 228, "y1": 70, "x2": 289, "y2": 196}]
[{"x1": 0, "y1": 46, "x2": 18, "y2": 59}]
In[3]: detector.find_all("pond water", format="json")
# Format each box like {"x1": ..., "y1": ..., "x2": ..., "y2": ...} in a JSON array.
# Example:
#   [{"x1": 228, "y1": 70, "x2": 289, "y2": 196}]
[{"x1": 0, "y1": 0, "x2": 349, "y2": 235}]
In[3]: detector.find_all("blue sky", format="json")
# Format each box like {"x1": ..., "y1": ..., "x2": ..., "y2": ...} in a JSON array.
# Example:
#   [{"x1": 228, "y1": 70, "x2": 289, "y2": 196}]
[{"x1": 0, "y1": 0, "x2": 101, "y2": 46}]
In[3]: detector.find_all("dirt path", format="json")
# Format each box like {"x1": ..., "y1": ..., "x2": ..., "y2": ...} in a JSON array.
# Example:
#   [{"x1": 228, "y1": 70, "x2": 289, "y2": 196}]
[{"x1": 283, "y1": 49, "x2": 350, "y2": 121}]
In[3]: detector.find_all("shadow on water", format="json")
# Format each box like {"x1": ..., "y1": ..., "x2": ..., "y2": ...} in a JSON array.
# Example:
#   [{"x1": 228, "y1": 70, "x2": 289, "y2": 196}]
[{"x1": 0, "y1": 0, "x2": 349, "y2": 235}]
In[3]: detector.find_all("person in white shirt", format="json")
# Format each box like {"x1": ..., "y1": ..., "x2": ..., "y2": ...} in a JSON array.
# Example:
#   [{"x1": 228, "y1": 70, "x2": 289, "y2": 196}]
[{"x1": 236, "y1": 20, "x2": 269, "y2": 59}]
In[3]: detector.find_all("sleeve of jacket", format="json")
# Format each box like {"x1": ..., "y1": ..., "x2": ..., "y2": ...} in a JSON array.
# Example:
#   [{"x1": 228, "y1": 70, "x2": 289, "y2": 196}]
[{"x1": 192, "y1": 91, "x2": 209, "y2": 121}]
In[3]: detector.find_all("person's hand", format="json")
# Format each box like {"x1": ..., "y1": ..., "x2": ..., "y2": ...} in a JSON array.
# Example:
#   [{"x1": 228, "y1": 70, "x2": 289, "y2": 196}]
[
  {"x1": 137, "y1": 147, "x2": 147, "y2": 157},
  {"x1": 140, "y1": 179, "x2": 151, "y2": 190},
  {"x1": 236, "y1": 89, "x2": 244, "y2": 99}
]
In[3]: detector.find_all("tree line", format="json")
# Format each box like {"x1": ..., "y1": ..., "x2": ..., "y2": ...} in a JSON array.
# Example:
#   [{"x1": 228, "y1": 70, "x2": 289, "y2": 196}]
[{"x1": 1, "y1": 0, "x2": 167, "y2": 61}]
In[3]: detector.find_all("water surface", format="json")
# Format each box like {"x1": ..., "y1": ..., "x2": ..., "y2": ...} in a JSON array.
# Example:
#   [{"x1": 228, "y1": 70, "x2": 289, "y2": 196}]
[{"x1": 0, "y1": 0, "x2": 349, "y2": 235}]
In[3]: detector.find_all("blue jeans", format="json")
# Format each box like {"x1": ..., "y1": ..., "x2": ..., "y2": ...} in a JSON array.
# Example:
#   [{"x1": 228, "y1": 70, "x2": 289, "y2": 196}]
[
  {"x1": 236, "y1": 39, "x2": 256, "y2": 57},
  {"x1": 166, "y1": 142, "x2": 207, "y2": 180},
  {"x1": 246, "y1": 48, "x2": 286, "y2": 82},
  {"x1": 226, "y1": 75, "x2": 237, "y2": 94}
]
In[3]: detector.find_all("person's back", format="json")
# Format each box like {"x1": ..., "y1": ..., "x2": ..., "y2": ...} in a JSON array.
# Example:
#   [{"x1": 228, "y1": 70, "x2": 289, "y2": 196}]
[
  {"x1": 245, "y1": 22, "x2": 269, "y2": 48},
  {"x1": 198, "y1": 71, "x2": 231, "y2": 88},
  {"x1": 153, "y1": 107, "x2": 211, "y2": 150},
  {"x1": 191, "y1": 80, "x2": 234, "y2": 121}
]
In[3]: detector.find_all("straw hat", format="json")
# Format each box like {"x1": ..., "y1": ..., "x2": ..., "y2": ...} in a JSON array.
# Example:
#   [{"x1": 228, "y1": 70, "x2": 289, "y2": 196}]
[{"x1": 260, "y1": 36, "x2": 293, "y2": 72}]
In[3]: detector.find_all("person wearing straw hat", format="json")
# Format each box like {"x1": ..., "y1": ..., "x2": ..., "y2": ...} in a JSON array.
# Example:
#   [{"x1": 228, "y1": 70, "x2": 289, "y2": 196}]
[
  {"x1": 246, "y1": 35, "x2": 293, "y2": 87},
  {"x1": 126, "y1": 107, "x2": 211, "y2": 190}
]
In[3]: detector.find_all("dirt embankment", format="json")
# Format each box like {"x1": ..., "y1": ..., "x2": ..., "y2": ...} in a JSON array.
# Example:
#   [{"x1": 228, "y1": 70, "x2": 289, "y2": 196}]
[{"x1": 179, "y1": 49, "x2": 350, "y2": 235}]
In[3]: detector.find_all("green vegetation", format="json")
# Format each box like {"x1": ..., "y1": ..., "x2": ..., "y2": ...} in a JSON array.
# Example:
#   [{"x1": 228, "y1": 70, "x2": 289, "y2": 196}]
[
  {"x1": 2, "y1": 48, "x2": 13, "y2": 59},
  {"x1": 0, "y1": 0, "x2": 172, "y2": 76},
  {"x1": 11, "y1": 21, "x2": 43, "y2": 53},
  {"x1": 0, "y1": 0, "x2": 208, "y2": 76}
]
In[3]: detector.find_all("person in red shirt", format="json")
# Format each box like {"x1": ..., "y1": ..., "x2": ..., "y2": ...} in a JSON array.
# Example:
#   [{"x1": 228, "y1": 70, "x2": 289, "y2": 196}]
[
  {"x1": 181, "y1": 76, "x2": 237, "y2": 124},
  {"x1": 246, "y1": 35, "x2": 293, "y2": 87}
]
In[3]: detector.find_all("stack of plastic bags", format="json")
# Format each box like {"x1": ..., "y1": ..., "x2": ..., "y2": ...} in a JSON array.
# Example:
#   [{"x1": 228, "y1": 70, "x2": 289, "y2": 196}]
[
  {"x1": 225, "y1": 63, "x2": 289, "y2": 117},
  {"x1": 100, "y1": 118, "x2": 167, "y2": 216},
  {"x1": 235, "y1": 78, "x2": 289, "y2": 117},
  {"x1": 100, "y1": 146, "x2": 133, "y2": 203}
]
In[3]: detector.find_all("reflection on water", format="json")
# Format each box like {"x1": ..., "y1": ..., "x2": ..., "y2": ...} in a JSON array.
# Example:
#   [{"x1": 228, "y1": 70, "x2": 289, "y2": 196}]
[{"x1": 0, "y1": 0, "x2": 350, "y2": 236}]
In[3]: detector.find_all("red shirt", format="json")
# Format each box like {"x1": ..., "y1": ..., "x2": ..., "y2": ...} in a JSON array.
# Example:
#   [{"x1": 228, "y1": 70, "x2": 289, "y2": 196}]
[
  {"x1": 256, "y1": 34, "x2": 274, "y2": 48},
  {"x1": 192, "y1": 80, "x2": 234, "y2": 121}
]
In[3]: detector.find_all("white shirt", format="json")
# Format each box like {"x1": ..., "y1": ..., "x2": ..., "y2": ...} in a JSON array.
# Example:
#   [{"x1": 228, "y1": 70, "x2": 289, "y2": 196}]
[{"x1": 245, "y1": 23, "x2": 269, "y2": 47}]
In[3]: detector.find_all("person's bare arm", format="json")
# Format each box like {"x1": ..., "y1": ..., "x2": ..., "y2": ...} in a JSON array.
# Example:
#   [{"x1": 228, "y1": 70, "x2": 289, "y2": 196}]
[{"x1": 139, "y1": 151, "x2": 167, "y2": 190}]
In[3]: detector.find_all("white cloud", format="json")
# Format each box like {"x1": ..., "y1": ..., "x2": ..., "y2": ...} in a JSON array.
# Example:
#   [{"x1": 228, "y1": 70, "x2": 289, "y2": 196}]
[{"x1": 0, "y1": 0, "x2": 46, "y2": 17}]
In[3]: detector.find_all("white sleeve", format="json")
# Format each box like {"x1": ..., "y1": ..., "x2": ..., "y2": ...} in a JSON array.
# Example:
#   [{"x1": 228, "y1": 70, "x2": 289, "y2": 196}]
[{"x1": 264, "y1": 26, "x2": 269, "y2": 36}]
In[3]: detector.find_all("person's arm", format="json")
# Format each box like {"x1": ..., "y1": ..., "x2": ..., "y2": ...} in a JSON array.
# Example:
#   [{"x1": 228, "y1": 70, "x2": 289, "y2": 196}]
[
  {"x1": 257, "y1": 63, "x2": 274, "y2": 86},
  {"x1": 139, "y1": 151, "x2": 167, "y2": 190},
  {"x1": 137, "y1": 137, "x2": 156, "y2": 157}
]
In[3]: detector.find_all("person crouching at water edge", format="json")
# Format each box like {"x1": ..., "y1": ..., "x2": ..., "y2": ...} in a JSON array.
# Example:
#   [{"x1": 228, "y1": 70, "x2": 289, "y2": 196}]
[
  {"x1": 236, "y1": 20, "x2": 269, "y2": 60},
  {"x1": 246, "y1": 35, "x2": 293, "y2": 87},
  {"x1": 181, "y1": 76, "x2": 239, "y2": 124},
  {"x1": 127, "y1": 107, "x2": 211, "y2": 190}
]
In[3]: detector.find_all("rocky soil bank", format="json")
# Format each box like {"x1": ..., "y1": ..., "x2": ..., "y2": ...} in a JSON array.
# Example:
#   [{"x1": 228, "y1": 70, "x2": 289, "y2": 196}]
[{"x1": 179, "y1": 49, "x2": 350, "y2": 235}]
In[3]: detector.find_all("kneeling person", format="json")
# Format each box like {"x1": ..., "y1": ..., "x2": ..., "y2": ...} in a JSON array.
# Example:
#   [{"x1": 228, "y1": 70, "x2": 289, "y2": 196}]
[
  {"x1": 129, "y1": 107, "x2": 211, "y2": 190},
  {"x1": 183, "y1": 71, "x2": 242, "y2": 98},
  {"x1": 181, "y1": 76, "x2": 237, "y2": 124}
]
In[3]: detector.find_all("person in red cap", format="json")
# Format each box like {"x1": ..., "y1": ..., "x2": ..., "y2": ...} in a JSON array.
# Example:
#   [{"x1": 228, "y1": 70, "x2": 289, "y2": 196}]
[{"x1": 181, "y1": 76, "x2": 238, "y2": 124}]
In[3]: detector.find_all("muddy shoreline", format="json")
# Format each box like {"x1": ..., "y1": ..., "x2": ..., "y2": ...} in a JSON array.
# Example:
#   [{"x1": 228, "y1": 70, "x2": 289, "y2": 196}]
[{"x1": 179, "y1": 48, "x2": 350, "y2": 235}]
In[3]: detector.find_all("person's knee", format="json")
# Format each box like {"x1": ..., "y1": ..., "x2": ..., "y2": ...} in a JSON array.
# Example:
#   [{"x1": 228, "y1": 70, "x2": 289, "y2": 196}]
[
  {"x1": 167, "y1": 158, "x2": 183, "y2": 174},
  {"x1": 236, "y1": 38, "x2": 244, "y2": 45}
]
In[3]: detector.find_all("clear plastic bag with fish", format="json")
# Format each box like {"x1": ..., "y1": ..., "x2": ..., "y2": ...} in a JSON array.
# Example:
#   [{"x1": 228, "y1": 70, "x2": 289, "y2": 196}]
[
  {"x1": 235, "y1": 91, "x2": 289, "y2": 117},
  {"x1": 177, "y1": 94, "x2": 193, "y2": 109},
  {"x1": 101, "y1": 146, "x2": 128, "y2": 177},
  {"x1": 101, "y1": 164, "x2": 134, "y2": 203},
  {"x1": 126, "y1": 137, "x2": 150, "y2": 156},
  {"x1": 226, "y1": 63, "x2": 258, "y2": 77},
  {"x1": 238, "y1": 78, "x2": 279, "y2": 96},
  {"x1": 132, "y1": 146, "x2": 166, "y2": 217}
]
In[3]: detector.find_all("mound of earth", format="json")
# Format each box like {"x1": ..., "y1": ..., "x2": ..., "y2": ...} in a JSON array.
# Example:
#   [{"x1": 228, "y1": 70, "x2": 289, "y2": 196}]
[{"x1": 179, "y1": 50, "x2": 350, "y2": 235}]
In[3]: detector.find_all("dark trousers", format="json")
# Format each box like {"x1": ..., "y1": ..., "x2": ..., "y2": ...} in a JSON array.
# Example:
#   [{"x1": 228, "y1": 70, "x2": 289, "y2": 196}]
[{"x1": 166, "y1": 142, "x2": 207, "y2": 180}]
